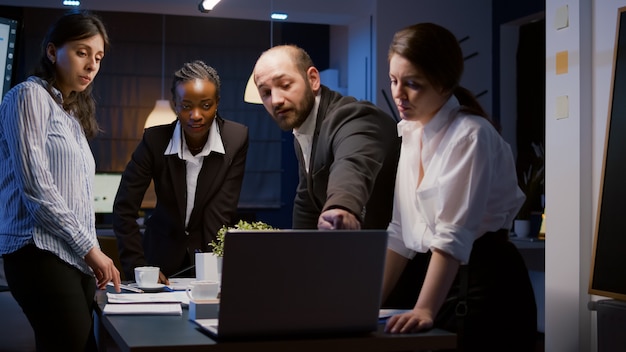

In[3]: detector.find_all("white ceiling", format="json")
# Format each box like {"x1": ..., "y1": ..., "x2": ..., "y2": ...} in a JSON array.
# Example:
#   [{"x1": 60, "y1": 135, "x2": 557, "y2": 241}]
[{"x1": 0, "y1": 0, "x2": 371, "y2": 25}]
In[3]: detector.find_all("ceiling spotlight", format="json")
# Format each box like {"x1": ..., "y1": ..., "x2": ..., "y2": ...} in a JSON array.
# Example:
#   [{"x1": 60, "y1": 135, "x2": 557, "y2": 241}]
[
  {"x1": 62, "y1": 0, "x2": 80, "y2": 6},
  {"x1": 198, "y1": 0, "x2": 221, "y2": 13},
  {"x1": 270, "y1": 13, "x2": 288, "y2": 20}
]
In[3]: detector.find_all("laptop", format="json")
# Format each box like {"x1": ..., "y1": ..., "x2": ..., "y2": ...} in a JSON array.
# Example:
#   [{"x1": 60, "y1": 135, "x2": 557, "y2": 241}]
[{"x1": 194, "y1": 229, "x2": 388, "y2": 340}]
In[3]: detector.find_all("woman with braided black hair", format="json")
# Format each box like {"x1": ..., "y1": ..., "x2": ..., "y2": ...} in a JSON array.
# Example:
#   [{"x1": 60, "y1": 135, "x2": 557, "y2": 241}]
[{"x1": 113, "y1": 60, "x2": 249, "y2": 283}]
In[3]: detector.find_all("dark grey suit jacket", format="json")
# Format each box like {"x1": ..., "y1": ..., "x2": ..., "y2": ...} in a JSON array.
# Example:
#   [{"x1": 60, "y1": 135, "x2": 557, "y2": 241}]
[
  {"x1": 113, "y1": 117, "x2": 248, "y2": 279},
  {"x1": 292, "y1": 86, "x2": 400, "y2": 229}
]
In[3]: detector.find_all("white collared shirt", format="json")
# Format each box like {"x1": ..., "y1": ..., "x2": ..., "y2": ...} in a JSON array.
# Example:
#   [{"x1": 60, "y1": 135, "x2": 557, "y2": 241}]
[
  {"x1": 164, "y1": 120, "x2": 225, "y2": 227},
  {"x1": 293, "y1": 94, "x2": 321, "y2": 172},
  {"x1": 387, "y1": 96, "x2": 524, "y2": 264}
]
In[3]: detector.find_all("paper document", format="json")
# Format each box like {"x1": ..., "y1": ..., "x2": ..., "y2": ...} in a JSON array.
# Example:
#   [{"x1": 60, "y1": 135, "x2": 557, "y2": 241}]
[
  {"x1": 107, "y1": 291, "x2": 189, "y2": 305},
  {"x1": 193, "y1": 318, "x2": 219, "y2": 334},
  {"x1": 103, "y1": 303, "x2": 182, "y2": 316},
  {"x1": 378, "y1": 309, "x2": 412, "y2": 319}
]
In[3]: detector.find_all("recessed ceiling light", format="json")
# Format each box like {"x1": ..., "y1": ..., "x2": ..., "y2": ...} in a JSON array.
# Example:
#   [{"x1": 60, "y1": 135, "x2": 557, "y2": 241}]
[
  {"x1": 271, "y1": 13, "x2": 288, "y2": 21},
  {"x1": 62, "y1": 0, "x2": 80, "y2": 6}
]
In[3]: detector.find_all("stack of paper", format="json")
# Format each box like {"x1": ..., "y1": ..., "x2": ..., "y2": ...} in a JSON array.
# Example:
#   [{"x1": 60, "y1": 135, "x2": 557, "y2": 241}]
[
  {"x1": 103, "y1": 291, "x2": 190, "y2": 316},
  {"x1": 107, "y1": 291, "x2": 189, "y2": 305},
  {"x1": 103, "y1": 303, "x2": 182, "y2": 316}
]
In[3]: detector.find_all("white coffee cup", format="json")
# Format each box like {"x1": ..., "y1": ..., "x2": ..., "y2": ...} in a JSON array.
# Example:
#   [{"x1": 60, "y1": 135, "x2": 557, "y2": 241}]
[
  {"x1": 134, "y1": 266, "x2": 160, "y2": 287},
  {"x1": 186, "y1": 280, "x2": 219, "y2": 303}
]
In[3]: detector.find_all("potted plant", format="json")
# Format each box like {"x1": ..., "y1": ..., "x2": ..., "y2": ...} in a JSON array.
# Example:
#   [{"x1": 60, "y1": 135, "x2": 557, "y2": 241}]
[
  {"x1": 209, "y1": 220, "x2": 275, "y2": 257},
  {"x1": 515, "y1": 142, "x2": 544, "y2": 237},
  {"x1": 195, "y1": 220, "x2": 274, "y2": 297}
]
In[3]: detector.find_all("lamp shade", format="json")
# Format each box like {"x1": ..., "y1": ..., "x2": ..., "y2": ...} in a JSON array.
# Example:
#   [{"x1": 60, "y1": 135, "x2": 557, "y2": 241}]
[
  {"x1": 243, "y1": 72, "x2": 262, "y2": 104},
  {"x1": 199, "y1": 0, "x2": 221, "y2": 12},
  {"x1": 144, "y1": 99, "x2": 176, "y2": 129}
]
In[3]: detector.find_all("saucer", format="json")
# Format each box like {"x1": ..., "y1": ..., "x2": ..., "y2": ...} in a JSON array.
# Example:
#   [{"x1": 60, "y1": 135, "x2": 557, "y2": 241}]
[{"x1": 137, "y1": 283, "x2": 166, "y2": 293}]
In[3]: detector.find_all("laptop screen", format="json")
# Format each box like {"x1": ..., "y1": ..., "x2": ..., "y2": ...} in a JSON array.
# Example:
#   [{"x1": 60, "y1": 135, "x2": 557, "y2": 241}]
[{"x1": 213, "y1": 229, "x2": 388, "y2": 339}]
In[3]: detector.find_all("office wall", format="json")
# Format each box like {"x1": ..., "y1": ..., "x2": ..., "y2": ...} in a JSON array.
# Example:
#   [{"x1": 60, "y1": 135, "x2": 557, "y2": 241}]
[
  {"x1": 329, "y1": 25, "x2": 349, "y2": 91},
  {"x1": 545, "y1": 0, "x2": 593, "y2": 349},
  {"x1": 371, "y1": 0, "x2": 492, "y2": 119},
  {"x1": 346, "y1": 14, "x2": 375, "y2": 101}
]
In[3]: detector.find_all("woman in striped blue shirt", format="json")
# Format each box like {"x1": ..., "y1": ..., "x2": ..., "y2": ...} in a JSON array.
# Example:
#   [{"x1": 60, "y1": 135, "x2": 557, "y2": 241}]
[{"x1": 0, "y1": 10, "x2": 121, "y2": 351}]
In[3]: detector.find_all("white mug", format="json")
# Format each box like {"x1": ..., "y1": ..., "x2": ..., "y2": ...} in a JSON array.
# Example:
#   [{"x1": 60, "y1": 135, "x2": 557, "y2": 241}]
[
  {"x1": 134, "y1": 266, "x2": 160, "y2": 287},
  {"x1": 186, "y1": 280, "x2": 219, "y2": 303}
]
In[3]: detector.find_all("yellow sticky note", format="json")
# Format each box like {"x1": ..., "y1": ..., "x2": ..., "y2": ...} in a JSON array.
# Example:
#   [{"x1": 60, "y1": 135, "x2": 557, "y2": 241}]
[{"x1": 556, "y1": 51, "x2": 568, "y2": 75}]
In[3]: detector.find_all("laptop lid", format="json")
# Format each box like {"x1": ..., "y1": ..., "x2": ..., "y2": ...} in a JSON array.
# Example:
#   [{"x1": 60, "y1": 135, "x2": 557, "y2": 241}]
[{"x1": 209, "y1": 229, "x2": 388, "y2": 340}]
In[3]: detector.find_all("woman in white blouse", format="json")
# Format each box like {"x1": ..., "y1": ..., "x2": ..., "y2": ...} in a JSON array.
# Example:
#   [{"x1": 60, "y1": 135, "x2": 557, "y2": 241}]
[{"x1": 382, "y1": 23, "x2": 537, "y2": 351}]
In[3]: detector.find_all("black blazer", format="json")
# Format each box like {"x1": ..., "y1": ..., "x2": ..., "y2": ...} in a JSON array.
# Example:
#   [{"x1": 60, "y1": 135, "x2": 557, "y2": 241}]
[
  {"x1": 292, "y1": 86, "x2": 400, "y2": 230},
  {"x1": 113, "y1": 117, "x2": 248, "y2": 279}
]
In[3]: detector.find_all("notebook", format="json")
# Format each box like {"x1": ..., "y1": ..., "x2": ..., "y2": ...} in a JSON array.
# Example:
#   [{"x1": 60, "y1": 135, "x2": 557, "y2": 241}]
[{"x1": 194, "y1": 229, "x2": 388, "y2": 340}]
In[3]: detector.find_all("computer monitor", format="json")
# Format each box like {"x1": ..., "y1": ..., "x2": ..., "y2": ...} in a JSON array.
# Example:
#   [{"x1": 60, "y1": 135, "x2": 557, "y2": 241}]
[
  {"x1": 93, "y1": 173, "x2": 123, "y2": 213},
  {"x1": 0, "y1": 16, "x2": 18, "y2": 103}
]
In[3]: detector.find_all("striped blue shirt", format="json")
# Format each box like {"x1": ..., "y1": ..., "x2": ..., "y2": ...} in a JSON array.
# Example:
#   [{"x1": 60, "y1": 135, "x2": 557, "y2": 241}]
[{"x1": 0, "y1": 76, "x2": 98, "y2": 276}]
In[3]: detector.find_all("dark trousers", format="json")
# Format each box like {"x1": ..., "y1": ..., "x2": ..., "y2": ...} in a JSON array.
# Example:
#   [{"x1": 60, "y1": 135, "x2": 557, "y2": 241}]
[
  {"x1": 3, "y1": 244, "x2": 97, "y2": 352},
  {"x1": 383, "y1": 231, "x2": 537, "y2": 352}
]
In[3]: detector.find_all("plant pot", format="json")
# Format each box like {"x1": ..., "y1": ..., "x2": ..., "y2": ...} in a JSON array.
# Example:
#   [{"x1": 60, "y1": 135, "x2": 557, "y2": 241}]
[{"x1": 195, "y1": 252, "x2": 222, "y2": 282}]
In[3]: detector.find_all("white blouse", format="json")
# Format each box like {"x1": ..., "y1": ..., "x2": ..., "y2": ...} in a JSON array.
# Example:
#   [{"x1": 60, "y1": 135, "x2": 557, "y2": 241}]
[
  {"x1": 164, "y1": 120, "x2": 225, "y2": 227},
  {"x1": 387, "y1": 96, "x2": 524, "y2": 264}
]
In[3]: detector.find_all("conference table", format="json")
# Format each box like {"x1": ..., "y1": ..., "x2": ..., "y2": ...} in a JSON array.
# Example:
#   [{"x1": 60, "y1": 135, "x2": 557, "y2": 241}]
[{"x1": 94, "y1": 290, "x2": 456, "y2": 352}]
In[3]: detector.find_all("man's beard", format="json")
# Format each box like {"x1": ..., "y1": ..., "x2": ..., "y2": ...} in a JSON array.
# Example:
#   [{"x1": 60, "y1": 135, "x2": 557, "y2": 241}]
[
  {"x1": 290, "y1": 86, "x2": 315, "y2": 129},
  {"x1": 275, "y1": 85, "x2": 316, "y2": 131}
]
